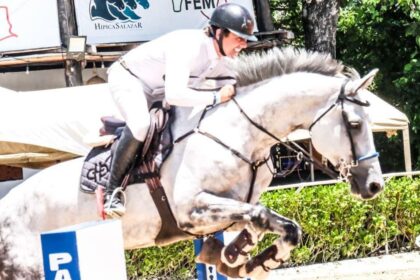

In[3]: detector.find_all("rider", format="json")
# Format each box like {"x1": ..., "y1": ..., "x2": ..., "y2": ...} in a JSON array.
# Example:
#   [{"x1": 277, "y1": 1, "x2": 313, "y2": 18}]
[{"x1": 104, "y1": 3, "x2": 257, "y2": 218}]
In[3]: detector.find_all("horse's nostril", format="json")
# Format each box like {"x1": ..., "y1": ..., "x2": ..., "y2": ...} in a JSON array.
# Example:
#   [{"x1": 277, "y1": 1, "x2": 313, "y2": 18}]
[{"x1": 369, "y1": 182, "x2": 382, "y2": 194}]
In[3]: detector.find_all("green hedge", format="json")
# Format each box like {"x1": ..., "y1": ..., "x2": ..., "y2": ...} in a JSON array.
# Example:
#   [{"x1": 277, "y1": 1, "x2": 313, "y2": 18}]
[{"x1": 126, "y1": 177, "x2": 419, "y2": 279}]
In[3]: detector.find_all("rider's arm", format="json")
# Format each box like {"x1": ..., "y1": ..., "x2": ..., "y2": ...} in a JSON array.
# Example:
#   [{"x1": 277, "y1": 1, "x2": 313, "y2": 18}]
[{"x1": 164, "y1": 39, "x2": 220, "y2": 107}]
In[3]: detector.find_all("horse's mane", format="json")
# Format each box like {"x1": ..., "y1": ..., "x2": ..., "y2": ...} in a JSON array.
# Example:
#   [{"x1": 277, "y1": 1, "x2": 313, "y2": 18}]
[{"x1": 231, "y1": 47, "x2": 359, "y2": 87}]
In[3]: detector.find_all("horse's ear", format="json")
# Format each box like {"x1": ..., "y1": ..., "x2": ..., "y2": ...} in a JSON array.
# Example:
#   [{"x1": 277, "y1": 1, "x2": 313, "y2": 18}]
[{"x1": 346, "y1": 68, "x2": 379, "y2": 96}]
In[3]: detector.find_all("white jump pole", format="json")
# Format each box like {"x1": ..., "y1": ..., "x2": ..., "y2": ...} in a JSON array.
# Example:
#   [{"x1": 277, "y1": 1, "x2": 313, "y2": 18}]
[{"x1": 40, "y1": 220, "x2": 127, "y2": 280}]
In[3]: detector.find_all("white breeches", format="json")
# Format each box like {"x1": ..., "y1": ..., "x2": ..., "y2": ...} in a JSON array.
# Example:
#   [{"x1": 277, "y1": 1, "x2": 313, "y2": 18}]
[{"x1": 108, "y1": 63, "x2": 151, "y2": 141}]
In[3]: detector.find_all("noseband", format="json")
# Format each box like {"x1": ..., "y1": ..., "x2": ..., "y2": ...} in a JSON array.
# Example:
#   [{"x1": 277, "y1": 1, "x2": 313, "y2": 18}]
[{"x1": 308, "y1": 80, "x2": 379, "y2": 178}]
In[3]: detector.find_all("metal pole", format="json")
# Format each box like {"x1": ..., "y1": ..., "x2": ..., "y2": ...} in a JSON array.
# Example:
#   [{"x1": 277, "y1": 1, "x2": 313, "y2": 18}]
[
  {"x1": 309, "y1": 142, "x2": 315, "y2": 182},
  {"x1": 56, "y1": 0, "x2": 83, "y2": 86},
  {"x1": 402, "y1": 126, "x2": 412, "y2": 175}
]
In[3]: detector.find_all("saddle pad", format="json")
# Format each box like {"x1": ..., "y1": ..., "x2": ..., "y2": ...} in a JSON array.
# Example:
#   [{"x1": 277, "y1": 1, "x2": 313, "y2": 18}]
[
  {"x1": 80, "y1": 145, "x2": 112, "y2": 193},
  {"x1": 80, "y1": 143, "x2": 147, "y2": 194},
  {"x1": 80, "y1": 106, "x2": 174, "y2": 194}
]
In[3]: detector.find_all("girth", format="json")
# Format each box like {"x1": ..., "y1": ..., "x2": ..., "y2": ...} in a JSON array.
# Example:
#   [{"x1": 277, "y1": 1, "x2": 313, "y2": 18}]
[{"x1": 120, "y1": 105, "x2": 194, "y2": 245}]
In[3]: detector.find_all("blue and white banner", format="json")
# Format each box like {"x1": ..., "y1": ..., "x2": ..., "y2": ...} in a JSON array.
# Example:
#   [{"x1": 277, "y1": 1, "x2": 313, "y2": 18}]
[
  {"x1": 41, "y1": 220, "x2": 127, "y2": 280},
  {"x1": 74, "y1": 0, "x2": 256, "y2": 44},
  {"x1": 0, "y1": 0, "x2": 61, "y2": 52}
]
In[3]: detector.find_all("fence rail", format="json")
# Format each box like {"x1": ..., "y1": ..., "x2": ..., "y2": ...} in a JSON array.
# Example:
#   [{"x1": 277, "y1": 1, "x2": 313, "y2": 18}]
[{"x1": 269, "y1": 170, "x2": 420, "y2": 191}]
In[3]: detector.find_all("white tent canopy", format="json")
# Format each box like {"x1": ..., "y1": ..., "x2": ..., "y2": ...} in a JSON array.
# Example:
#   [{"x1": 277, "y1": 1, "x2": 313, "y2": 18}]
[
  {"x1": 0, "y1": 84, "x2": 411, "y2": 170},
  {"x1": 0, "y1": 84, "x2": 120, "y2": 167}
]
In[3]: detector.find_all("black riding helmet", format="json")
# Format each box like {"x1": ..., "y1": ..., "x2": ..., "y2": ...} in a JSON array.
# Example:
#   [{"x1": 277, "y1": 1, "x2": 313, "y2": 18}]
[
  {"x1": 209, "y1": 3, "x2": 257, "y2": 42},
  {"x1": 209, "y1": 3, "x2": 257, "y2": 56}
]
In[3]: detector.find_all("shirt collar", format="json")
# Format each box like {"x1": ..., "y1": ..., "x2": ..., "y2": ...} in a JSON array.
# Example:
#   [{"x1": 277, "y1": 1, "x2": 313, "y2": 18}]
[{"x1": 206, "y1": 37, "x2": 219, "y2": 61}]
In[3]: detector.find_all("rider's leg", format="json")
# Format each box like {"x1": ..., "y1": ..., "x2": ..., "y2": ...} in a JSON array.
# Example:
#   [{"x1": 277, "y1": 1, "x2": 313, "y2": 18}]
[
  {"x1": 104, "y1": 126, "x2": 143, "y2": 218},
  {"x1": 105, "y1": 61, "x2": 150, "y2": 218}
]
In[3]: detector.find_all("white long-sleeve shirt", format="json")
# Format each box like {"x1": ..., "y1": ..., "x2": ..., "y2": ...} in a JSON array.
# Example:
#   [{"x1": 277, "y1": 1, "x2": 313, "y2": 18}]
[{"x1": 121, "y1": 29, "x2": 235, "y2": 107}]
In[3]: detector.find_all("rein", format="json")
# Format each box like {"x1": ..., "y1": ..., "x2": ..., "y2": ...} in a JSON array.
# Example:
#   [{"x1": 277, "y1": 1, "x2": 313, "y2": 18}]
[
  {"x1": 174, "y1": 81, "x2": 363, "y2": 203},
  {"x1": 175, "y1": 79, "x2": 379, "y2": 192},
  {"x1": 174, "y1": 102, "x2": 267, "y2": 204},
  {"x1": 229, "y1": 98, "x2": 338, "y2": 179},
  {"x1": 163, "y1": 79, "x2": 379, "y2": 239}
]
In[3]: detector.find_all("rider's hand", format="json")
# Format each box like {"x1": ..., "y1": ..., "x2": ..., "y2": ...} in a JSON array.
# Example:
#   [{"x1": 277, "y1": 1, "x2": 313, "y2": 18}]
[{"x1": 218, "y1": 84, "x2": 236, "y2": 103}]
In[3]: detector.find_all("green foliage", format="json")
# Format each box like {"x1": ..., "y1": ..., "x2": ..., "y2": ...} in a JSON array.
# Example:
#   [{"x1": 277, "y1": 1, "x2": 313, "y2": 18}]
[
  {"x1": 269, "y1": 0, "x2": 420, "y2": 169},
  {"x1": 269, "y1": 0, "x2": 305, "y2": 47},
  {"x1": 259, "y1": 177, "x2": 419, "y2": 264},
  {"x1": 125, "y1": 241, "x2": 195, "y2": 279},
  {"x1": 125, "y1": 177, "x2": 419, "y2": 279},
  {"x1": 336, "y1": 1, "x2": 420, "y2": 169}
]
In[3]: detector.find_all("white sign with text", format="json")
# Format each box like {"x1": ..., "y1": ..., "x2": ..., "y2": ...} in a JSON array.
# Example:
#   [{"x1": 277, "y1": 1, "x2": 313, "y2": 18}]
[{"x1": 74, "y1": 0, "x2": 256, "y2": 44}]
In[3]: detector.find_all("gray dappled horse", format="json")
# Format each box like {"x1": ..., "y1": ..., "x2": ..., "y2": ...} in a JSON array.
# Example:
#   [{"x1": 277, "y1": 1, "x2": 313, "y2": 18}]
[{"x1": 0, "y1": 48, "x2": 384, "y2": 279}]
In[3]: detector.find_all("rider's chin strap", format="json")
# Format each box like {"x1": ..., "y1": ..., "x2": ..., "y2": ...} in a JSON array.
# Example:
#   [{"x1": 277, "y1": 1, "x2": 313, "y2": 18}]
[{"x1": 217, "y1": 30, "x2": 227, "y2": 56}]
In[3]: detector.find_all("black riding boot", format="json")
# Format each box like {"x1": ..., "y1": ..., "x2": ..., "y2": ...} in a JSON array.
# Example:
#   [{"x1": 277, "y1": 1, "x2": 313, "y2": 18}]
[{"x1": 104, "y1": 126, "x2": 143, "y2": 218}]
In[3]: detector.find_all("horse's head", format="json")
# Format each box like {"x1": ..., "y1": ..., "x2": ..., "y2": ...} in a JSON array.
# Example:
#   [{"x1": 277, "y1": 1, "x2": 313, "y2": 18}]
[{"x1": 310, "y1": 69, "x2": 384, "y2": 200}]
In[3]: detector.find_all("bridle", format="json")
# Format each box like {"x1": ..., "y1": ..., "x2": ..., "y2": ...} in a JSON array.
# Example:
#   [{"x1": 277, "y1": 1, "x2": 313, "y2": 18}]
[{"x1": 308, "y1": 80, "x2": 379, "y2": 179}]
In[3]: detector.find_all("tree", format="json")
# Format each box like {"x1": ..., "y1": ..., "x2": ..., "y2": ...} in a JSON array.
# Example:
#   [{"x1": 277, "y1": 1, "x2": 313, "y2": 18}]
[
  {"x1": 302, "y1": 0, "x2": 339, "y2": 58},
  {"x1": 254, "y1": 0, "x2": 275, "y2": 32},
  {"x1": 337, "y1": 0, "x2": 420, "y2": 169},
  {"x1": 269, "y1": 0, "x2": 420, "y2": 169}
]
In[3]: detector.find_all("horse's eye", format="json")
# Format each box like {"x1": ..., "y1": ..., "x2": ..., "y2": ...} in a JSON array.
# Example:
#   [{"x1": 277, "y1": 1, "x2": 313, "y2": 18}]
[{"x1": 349, "y1": 121, "x2": 361, "y2": 129}]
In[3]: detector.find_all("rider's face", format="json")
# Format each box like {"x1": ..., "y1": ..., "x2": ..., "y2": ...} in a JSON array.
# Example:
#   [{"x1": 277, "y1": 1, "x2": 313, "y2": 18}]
[{"x1": 215, "y1": 30, "x2": 248, "y2": 58}]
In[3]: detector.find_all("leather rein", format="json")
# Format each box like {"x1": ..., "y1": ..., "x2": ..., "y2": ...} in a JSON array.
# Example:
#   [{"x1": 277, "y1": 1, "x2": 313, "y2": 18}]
[
  {"x1": 141, "y1": 79, "x2": 380, "y2": 242},
  {"x1": 174, "y1": 80, "x2": 380, "y2": 204}
]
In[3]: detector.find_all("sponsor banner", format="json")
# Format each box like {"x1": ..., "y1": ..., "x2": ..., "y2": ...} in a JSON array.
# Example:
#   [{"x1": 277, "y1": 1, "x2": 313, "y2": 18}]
[
  {"x1": 74, "y1": 0, "x2": 256, "y2": 45},
  {"x1": 0, "y1": 0, "x2": 61, "y2": 52},
  {"x1": 41, "y1": 220, "x2": 127, "y2": 280}
]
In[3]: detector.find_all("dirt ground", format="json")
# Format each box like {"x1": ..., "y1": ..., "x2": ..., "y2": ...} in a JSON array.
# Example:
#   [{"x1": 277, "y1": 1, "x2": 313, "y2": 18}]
[{"x1": 267, "y1": 252, "x2": 420, "y2": 280}]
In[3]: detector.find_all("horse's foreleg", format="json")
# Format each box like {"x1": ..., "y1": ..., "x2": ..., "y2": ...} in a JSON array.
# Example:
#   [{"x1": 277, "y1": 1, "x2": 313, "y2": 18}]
[
  {"x1": 239, "y1": 237, "x2": 295, "y2": 279},
  {"x1": 220, "y1": 225, "x2": 261, "y2": 268},
  {"x1": 185, "y1": 192, "x2": 301, "y2": 278},
  {"x1": 195, "y1": 236, "x2": 248, "y2": 279},
  {"x1": 183, "y1": 192, "x2": 301, "y2": 243},
  {"x1": 196, "y1": 236, "x2": 292, "y2": 280}
]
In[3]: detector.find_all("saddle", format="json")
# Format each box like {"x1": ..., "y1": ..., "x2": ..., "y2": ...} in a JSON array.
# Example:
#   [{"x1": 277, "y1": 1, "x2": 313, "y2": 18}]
[
  {"x1": 80, "y1": 103, "x2": 172, "y2": 192},
  {"x1": 80, "y1": 103, "x2": 190, "y2": 245}
]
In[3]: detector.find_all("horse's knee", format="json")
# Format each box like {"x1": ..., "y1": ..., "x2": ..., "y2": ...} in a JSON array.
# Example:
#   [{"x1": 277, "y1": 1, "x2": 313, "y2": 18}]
[
  {"x1": 250, "y1": 205, "x2": 271, "y2": 230},
  {"x1": 283, "y1": 222, "x2": 302, "y2": 247}
]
